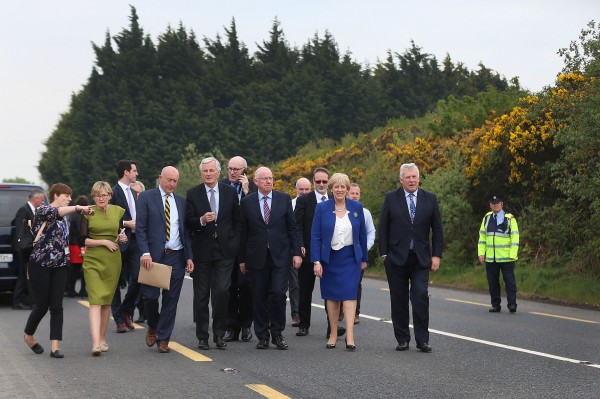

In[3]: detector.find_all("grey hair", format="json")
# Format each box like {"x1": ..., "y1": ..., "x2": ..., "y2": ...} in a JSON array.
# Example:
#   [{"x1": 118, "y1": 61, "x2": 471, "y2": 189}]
[
  {"x1": 28, "y1": 188, "x2": 45, "y2": 199},
  {"x1": 399, "y1": 163, "x2": 419, "y2": 179},
  {"x1": 200, "y1": 157, "x2": 221, "y2": 172}
]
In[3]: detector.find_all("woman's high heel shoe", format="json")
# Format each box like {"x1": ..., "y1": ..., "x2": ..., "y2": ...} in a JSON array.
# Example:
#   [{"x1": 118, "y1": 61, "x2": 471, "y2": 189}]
[
  {"x1": 92, "y1": 345, "x2": 102, "y2": 356},
  {"x1": 326, "y1": 343, "x2": 336, "y2": 349},
  {"x1": 345, "y1": 339, "x2": 356, "y2": 351},
  {"x1": 100, "y1": 342, "x2": 109, "y2": 352}
]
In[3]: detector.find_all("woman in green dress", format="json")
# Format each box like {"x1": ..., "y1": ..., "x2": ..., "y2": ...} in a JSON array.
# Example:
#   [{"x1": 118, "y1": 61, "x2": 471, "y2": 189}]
[{"x1": 81, "y1": 181, "x2": 127, "y2": 356}]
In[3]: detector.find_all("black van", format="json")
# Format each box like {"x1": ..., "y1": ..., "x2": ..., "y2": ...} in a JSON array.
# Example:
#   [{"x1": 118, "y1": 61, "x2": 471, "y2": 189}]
[{"x1": 0, "y1": 183, "x2": 47, "y2": 293}]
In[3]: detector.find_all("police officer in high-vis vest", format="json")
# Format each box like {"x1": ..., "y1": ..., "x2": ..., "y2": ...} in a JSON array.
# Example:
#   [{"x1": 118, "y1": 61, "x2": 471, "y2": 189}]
[{"x1": 478, "y1": 194, "x2": 520, "y2": 313}]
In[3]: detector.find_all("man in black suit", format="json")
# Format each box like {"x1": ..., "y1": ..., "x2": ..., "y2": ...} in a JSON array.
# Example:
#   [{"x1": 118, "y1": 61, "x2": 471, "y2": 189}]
[
  {"x1": 11, "y1": 188, "x2": 45, "y2": 310},
  {"x1": 186, "y1": 157, "x2": 241, "y2": 350},
  {"x1": 138, "y1": 166, "x2": 194, "y2": 353},
  {"x1": 379, "y1": 162, "x2": 443, "y2": 353},
  {"x1": 110, "y1": 160, "x2": 140, "y2": 333},
  {"x1": 294, "y1": 167, "x2": 346, "y2": 338},
  {"x1": 239, "y1": 167, "x2": 302, "y2": 350},
  {"x1": 221, "y1": 156, "x2": 257, "y2": 343}
]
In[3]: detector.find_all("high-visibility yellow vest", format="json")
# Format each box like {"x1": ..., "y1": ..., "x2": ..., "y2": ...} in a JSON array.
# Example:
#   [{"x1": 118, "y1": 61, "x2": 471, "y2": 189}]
[{"x1": 477, "y1": 211, "x2": 519, "y2": 262}]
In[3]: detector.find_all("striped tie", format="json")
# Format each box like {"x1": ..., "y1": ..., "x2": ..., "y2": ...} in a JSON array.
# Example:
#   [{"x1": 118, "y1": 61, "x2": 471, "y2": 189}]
[
  {"x1": 165, "y1": 193, "x2": 171, "y2": 241},
  {"x1": 263, "y1": 196, "x2": 270, "y2": 224}
]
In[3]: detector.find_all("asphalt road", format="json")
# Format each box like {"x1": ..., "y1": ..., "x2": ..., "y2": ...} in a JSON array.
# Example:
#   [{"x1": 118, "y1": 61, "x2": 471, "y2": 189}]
[{"x1": 1, "y1": 276, "x2": 599, "y2": 399}]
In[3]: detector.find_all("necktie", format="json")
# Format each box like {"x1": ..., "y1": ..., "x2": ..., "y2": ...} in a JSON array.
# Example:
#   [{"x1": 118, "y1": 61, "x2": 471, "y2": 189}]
[
  {"x1": 126, "y1": 187, "x2": 136, "y2": 223},
  {"x1": 165, "y1": 193, "x2": 171, "y2": 241},
  {"x1": 409, "y1": 193, "x2": 416, "y2": 223},
  {"x1": 209, "y1": 188, "x2": 217, "y2": 217},
  {"x1": 321, "y1": 195, "x2": 326, "y2": 202},
  {"x1": 263, "y1": 196, "x2": 270, "y2": 224}
]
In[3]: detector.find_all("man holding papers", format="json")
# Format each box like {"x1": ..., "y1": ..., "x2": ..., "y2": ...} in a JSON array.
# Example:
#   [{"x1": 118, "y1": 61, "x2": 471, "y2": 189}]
[{"x1": 136, "y1": 166, "x2": 194, "y2": 353}]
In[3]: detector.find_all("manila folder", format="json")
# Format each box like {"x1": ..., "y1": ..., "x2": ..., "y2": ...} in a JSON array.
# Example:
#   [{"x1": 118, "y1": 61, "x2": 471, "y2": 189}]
[{"x1": 138, "y1": 261, "x2": 172, "y2": 290}]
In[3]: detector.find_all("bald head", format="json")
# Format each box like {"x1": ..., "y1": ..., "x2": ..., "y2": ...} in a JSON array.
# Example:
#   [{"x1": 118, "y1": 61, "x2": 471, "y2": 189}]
[
  {"x1": 254, "y1": 167, "x2": 273, "y2": 195},
  {"x1": 159, "y1": 166, "x2": 179, "y2": 194},
  {"x1": 295, "y1": 177, "x2": 311, "y2": 197},
  {"x1": 227, "y1": 156, "x2": 248, "y2": 183}
]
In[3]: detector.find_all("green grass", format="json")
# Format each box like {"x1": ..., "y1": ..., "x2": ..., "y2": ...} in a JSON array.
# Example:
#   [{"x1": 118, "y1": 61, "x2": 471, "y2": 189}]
[{"x1": 365, "y1": 261, "x2": 600, "y2": 308}]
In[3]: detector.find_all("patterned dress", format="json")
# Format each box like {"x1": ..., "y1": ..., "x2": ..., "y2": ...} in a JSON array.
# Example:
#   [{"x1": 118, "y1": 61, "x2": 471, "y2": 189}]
[{"x1": 82, "y1": 205, "x2": 125, "y2": 305}]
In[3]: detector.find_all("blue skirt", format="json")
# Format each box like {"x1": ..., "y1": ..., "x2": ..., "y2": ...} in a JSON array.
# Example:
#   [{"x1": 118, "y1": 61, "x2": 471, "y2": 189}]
[{"x1": 320, "y1": 245, "x2": 361, "y2": 301}]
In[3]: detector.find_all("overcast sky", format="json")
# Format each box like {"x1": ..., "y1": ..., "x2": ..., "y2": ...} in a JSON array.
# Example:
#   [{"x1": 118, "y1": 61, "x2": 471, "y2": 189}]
[{"x1": 0, "y1": 1, "x2": 596, "y2": 185}]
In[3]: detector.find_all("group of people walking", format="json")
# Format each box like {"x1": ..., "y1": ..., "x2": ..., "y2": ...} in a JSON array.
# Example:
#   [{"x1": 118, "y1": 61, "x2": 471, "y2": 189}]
[{"x1": 17, "y1": 156, "x2": 519, "y2": 359}]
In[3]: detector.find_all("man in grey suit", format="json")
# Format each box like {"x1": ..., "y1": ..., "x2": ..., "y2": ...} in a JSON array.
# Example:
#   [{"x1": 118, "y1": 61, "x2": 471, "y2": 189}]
[
  {"x1": 186, "y1": 157, "x2": 240, "y2": 350},
  {"x1": 137, "y1": 166, "x2": 194, "y2": 353},
  {"x1": 239, "y1": 167, "x2": 302, "y2": 350},
  {"x1": 379, "y1": 162, "x2": 443, "y2": 353}
]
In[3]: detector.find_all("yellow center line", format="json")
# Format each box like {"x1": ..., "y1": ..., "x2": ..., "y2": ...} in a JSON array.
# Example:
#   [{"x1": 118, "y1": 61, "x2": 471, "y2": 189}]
[
  {"x1": 380, "y1": 288, "x2": 389, "y2": 291},
  {"x1": 78, "y1": 300, "x2": 90, "y2": 308},
  {"x1": 169, "y1": 341, "x2": 213, "y2": 362},
  {"x1": 445, "y1": 298, "x2": 489, "y2": 307},
  {"x1": 246, "y1": 384, "x2": 291, "y2": 399},
  {"x1": 529, "y1": 312, "x2": 600, "y2": 324}
]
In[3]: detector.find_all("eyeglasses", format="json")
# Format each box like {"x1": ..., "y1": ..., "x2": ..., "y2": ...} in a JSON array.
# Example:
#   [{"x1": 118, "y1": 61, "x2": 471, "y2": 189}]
[
  {"x1": 228, "y1": 167, "x2": 243, "y2": 171},
  {"x1": 314, "y1": 180, "x2": 328, "y2": 185},
  {"x1": 94, "y1": 194, "x2": 111, "y2": 199},
  {"x1": 256, "y1": 177, "x2": 274, "y2": 181}
]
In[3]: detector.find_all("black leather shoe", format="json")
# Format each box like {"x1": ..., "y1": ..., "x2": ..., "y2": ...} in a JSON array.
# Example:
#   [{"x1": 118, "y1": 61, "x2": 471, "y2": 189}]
[
  {"x1": 326, "y1": 326, "x2": 346, "y2": 339},
  {"x1": 489, "y1": 307, "x2": 501, "y2": 313},
  {"x1": 256, "y1": 339, "x2": 269, "y2": 349},
  {"x1": 326, "y1": 343, "x2": 336, "y2": 349},
  {"x1": 272, "y1": 335, "x2": 288, "y2": 350},
  {"x1": 197, "y1": 339, "x2": 210, "y2": 350},
  {"x1": 223, "y1": 330, "x2": 239, "y2": 342},
  {"x1": 241, "y1": 327, "x2": 252, "y2": 342},
  {"x1": 50, "y1": 350, "x2": 64, "y2": 358},
  {"x1": 345, "y1": 343, "x2": 356, "y2": 352},
  {"x1": 396, "y1": 341, "x2": 409, "y2": 351},
  {"x1": 416, "y1": 343, "x2": 432, "y2": 353},
  {"x1": 214, "y1": 336, "x2": 226, "y2": 349},
  {"x1": 296, "y1": 327, "x2": 309, "y2": 336},
  {"x1": 508, "y1": 305, "x2": 517, "y2": 313},
  {"x1": 12, "y1": 302, "x2": 33, "y2": 310}
]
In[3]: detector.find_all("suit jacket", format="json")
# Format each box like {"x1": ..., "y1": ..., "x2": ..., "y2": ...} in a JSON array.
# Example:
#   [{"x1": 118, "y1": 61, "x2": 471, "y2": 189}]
[
  {"x1": 310, "y1": 198, "x2": 368, "y2": 265},
  {"x1": 239, "y1": 190, "x2": 302, "y2": 270},
  {"x1": 219, "y1": 177, "x2": 258, "y2": 203},
  {"x1": 111, "y1": 183, "x2": 137, "y2": 252},
  {"x1": 378, "y1": 188, "x2": 443, "y2": 268},
  {"x1": 12, "y1": 203, "x2": 34, "y2": 251},
  {"x1": 185, "y1": 182, "x2": 241, "y2": 261},
  {"x1": 136, "y1": 187, "x2": 192, "y2": 262},
  {"x1": 294, "y1": 191, "x2": 326, "y2": 261}
]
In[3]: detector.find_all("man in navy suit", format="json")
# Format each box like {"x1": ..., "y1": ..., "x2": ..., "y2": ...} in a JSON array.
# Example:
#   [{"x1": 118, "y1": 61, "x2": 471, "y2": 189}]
[
  {"x1": 186, "y1": 157, "x2": 240, "y2": 350},
  {"x1": 137, "y1": 166, "x2": 194, "y2": 353},
  {"x1": 239, "y1": 167, "x2": 302, "y2": 350},
  {"x1": 110, "y1": 160, "x2": 140, "y2": 333},
  {"x1": 379, "y1": 163, "x2": 443, "y2": 353}
]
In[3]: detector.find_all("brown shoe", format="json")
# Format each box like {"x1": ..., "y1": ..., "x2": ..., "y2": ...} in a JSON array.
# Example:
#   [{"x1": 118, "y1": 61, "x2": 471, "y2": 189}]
[
  {"x1": 116, "y1": 322, "x2": 127, "y2": 333},
  {"x1": 158, "y1": 340, "x2": 170, "y2": 353},
  {"x1": 145, "y1": 328, "x2": 157, "y2": 347},
  {"x1": 122, "y1": 312, "x2": 135, "y2": 330}
]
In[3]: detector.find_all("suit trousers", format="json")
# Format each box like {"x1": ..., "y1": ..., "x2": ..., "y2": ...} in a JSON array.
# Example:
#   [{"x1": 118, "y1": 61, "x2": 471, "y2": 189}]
[
  {"x1": 24, "y1": 264, "x2": 68, "y2": 340},
  {"x1": 385, "y1": 252, "x2": 430, "y2": 345},
  {"x1": 192, "y1": 240, "x2": 234, "y2": 341},
  {"x1": 111, "y1": 238, "x2": 140, "y2": 324},
  {"x1": 288, "y1": 264, "x2": 299, "y2": 317},
  {"x1": 298, "y1": 260, "x2": 317, "y2": 329},
  {"x1": 226, "y1": 260, "x2": 253, "y2": 332},
  {"x1": 13, "y1": 248, "x2": 33, "y2": 304},
  {"x1": 142, "y1": 250, "x2": 186, "y2": 342},
  {"x1": 250, "y1": 250, "x2": 288, "y2": 340},
  {"x1": 485, "y1": 261, "x2": 517, "y2": 308}
]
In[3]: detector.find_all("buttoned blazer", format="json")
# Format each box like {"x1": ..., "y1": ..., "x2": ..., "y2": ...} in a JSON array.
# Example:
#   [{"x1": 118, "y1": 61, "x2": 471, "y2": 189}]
[
  {"x1": 12, "y1": 203, "x2": 34, "y2": 251},
  {"x1": 136, "y1": 187, "x2": 192, "y2": 262},
  {"x1": 111, "y1": 183, "x2": 136, "y2": 251},
  {"x1": 378, "y1": 188, "x2": 443, "y2": 268},
  {"x1": 185, "y1": 182, "x2": 241, "y2": 261},
  {"x1": 293, "y1": 192, "x2": 318, "y2": 261},
  {"x1": 310, "y1": 198, "x2": 368, "y2": 265},
  {"x1": 239, "y1": 190, "x2": 302, "y2": 270}
]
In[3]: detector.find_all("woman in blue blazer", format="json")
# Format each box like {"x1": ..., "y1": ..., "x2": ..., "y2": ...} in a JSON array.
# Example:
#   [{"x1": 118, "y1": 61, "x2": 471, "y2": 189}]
[{"x1": 311, "y1": 173, "x2": 368, "y2": 350}]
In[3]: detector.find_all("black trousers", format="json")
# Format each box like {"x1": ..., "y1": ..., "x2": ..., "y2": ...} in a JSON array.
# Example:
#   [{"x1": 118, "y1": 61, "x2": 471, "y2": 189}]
[
  {"x1": 111, "y1": 237, "x2": 140, "y2": 323},
  {"x1": 297, "y1": 260, "x2": 317, "y2": 329},
  {"x1": 24, "y1": 264, "x2": 68, "y2": 340},
  {"x1": 226, "y1": 258, "x2": 253, "y2": 332},
  {"x1": 13, "y1": 248, "x2": 33, "y2": 304},
  {"x1": 385, "y1": 252, "x2": 430, "y2": 345},
  {"x1": 485, "y1": 261, "x2": 517, "y2": 308},
  {"x1": 192, "y1": 241, "x2": 234, "y2": 341}
]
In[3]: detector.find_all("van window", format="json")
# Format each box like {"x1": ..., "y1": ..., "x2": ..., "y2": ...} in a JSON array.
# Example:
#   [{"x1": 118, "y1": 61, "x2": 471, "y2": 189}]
[{"x1": 0, "y1": 191, "x2": 30, "y2": 226}]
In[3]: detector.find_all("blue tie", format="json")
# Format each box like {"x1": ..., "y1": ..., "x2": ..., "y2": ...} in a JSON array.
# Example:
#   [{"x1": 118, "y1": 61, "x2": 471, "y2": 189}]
[{"x1": 409, "y1": 193, "x2": 416, "y2": 223}]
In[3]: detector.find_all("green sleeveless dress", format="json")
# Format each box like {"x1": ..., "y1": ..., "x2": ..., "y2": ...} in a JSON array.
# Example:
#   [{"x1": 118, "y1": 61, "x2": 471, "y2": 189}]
[{"x1": 83, "y1": 205, "x2": 125, "y2": 305}]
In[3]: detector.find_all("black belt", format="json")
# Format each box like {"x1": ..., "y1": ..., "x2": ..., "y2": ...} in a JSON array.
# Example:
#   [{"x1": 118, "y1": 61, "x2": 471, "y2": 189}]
[{"x1": 164, "y1": 248, "x2": 182, "y2": 254}]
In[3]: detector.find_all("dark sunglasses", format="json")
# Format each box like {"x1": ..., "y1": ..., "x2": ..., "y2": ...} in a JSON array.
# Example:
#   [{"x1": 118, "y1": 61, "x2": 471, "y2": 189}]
[{"x1": 314, "y1": 180, "x2": 328, "y2": 184}]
